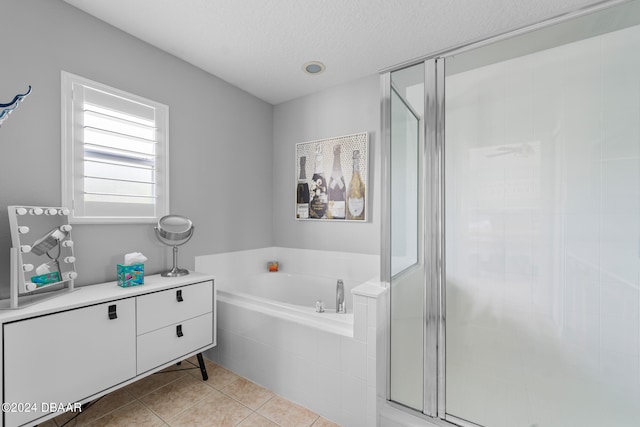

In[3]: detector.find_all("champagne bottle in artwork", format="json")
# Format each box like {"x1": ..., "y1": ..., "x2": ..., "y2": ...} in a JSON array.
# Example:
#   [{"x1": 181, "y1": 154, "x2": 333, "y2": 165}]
[
  {"x1": 346, "y1": 150, "x2": 365, "y2": 220},
  {"x1": 309, "y1": 144, "x2": 328, "y2": 219},
  {"x1": 296, "y1": 156, "x2": 310, "y2": 219},
  {"x1": 328, "y1": 144, "x2": 346, "y2": 219}
]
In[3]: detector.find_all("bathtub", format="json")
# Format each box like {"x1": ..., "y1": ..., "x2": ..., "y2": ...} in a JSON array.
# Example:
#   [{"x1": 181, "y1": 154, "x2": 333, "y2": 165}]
[
  {"x1": 217, "y1": 272, "x2": 355, "y2": 336},
  {"x1": 196, "y1": 247, "x2": 381, "y2": 425}
]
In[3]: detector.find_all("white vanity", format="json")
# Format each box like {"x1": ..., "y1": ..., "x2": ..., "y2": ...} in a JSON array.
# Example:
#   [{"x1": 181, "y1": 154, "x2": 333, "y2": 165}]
[{"x1": 0, "y1": 273, "x2": 215, "y2": 427}]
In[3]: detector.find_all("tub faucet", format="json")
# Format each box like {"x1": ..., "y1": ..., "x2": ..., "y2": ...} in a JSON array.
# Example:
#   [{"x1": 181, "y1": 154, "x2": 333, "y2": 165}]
[{"x1": 336, "y1": 279, "x2": 346, "y2": 313}]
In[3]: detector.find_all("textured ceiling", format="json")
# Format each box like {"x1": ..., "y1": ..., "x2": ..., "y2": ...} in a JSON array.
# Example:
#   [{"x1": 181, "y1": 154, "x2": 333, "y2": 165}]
[{"x1": 63, "y1": 0, "x2": 604, "y2": 105}]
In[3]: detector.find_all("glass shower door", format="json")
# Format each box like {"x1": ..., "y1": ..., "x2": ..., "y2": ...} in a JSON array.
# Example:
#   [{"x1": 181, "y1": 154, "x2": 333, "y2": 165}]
[{"x1": 444, "y1": 2, "x2": 640, "y2": 426}]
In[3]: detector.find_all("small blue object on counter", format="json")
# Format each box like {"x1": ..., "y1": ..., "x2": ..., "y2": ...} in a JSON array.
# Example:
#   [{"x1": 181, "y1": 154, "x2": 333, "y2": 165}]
[{"x1": 117, "y1": 263, "x2": 144, "y2": 287}]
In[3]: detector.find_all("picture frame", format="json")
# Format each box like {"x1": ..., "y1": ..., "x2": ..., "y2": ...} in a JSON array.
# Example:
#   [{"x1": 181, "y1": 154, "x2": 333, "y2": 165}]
[{"x1": 295, "y1": 132, "x2": 368, "y2": 222}]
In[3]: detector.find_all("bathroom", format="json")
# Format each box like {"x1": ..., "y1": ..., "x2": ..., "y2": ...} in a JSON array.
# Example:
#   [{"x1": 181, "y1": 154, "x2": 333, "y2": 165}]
[{"x1": 1, "y1": 0, "x2": 640, "y2": 426}]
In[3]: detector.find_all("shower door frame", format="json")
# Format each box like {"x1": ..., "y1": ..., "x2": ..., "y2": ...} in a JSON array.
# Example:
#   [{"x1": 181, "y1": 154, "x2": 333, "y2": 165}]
[
  {"x1": 380, "y1": 0, "x2": 631, "y2": 425},
  {"x1": 381, "y1": 55, "x2": 446, "y2": 421}
]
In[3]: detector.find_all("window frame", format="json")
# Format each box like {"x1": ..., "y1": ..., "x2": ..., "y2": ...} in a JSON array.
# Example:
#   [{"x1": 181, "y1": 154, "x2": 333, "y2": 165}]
[{"x1": 61, "y1": 71, "x2": 170, "y2": 224}]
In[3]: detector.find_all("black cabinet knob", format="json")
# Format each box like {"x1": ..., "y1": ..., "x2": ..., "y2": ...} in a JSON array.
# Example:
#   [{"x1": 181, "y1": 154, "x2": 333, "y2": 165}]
[
  {"x1": 176, "y1": 290, "x2": 183, "y2": 302},
  {"x1": 108, "y1": 305, "x2": 117, "y2": 320},
  {"x1": 176, "y1": 324, "x2": 183, "y2": 337}
]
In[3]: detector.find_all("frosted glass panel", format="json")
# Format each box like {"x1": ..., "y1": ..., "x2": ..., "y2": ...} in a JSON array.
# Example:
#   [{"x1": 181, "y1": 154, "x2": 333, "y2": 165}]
[{"x1": 445, "y1": 22, "x2": 640, "y2": 427}]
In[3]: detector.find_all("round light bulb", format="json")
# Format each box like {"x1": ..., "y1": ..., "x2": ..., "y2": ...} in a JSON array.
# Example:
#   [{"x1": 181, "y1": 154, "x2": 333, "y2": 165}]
[
  {"x1": 30, "y1": 208, "x2": 43, "y2": 215},
  {"x1": 60, "y1": 225, "x2": 72, "y2": 232},
  {"x1": 60, "y1": 208, "x2": 70, "y2": 215},
  {"x1": 44, "y1": 208, "x2": 57, "y2": 216},
  {"x1": 16, "y1": 207, "x2": 27, "y2": 215},
  {"x1": 64, "y1": 256, "x2": 76, "y2": 264},
  {"x1": 22, "y1": 264, "x2": 34, "y2": 272},
  {"x1": 64, "y1": 271, "x2": 78, "y2": 280},
  {"x1": 20, "y1": 245, "x2": 32, "y2": 253},
  {"x1": 18, "y1": 226, "x2": 30, "y2": 234},
  {"x1": 62, "y1": 240, "x2": 74, "y2": 248}
]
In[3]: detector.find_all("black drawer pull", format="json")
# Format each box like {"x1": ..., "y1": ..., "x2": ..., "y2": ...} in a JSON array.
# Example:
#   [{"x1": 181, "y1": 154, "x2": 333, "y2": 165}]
[
  {"x1": 108, "y1": 305, "x2": 117, "y2": 320},
  {"x1": 176, "y1": 290, "x2": 183, "y2": 302},
  {"x1": 176, "y1": 324, "x2": 183, "y2": 337}
]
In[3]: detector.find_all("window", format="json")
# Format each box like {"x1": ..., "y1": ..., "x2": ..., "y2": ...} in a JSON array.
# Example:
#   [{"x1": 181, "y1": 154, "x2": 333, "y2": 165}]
[{"x1": 62, "y1": 71, "x2": 169, "y2": 223}]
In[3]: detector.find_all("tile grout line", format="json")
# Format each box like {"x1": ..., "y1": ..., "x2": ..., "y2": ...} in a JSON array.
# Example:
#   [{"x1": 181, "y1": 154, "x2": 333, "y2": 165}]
[
  {"x1": 256, "y1": 394, "x2": 322, "y2": 427},
  {"x1": 132, "y1": 372, "x2": 189, "y2": 401},
  {"x1": 252, "y1": 395, "x2": 278, "y2": 425},
  {"x1": 136, "y1": 373, "x2": 217, "y2": 425},
  {"x1": 233, "y1": 409, "x2": 254, "y2": 427},
  {"x1": 135, "y1": 394, "x2": 169, "y2": 425},
  {"x1": 227, "y1": 389, "x2": 276, "y2": 426},
  {"x1": 138, "y1": 400, "x2": 169, "y2": 427}
]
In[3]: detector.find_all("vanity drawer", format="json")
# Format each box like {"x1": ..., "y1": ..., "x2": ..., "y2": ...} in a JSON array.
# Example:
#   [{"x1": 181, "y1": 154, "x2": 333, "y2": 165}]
[
  {"x1": 137, "y1": 280, "x2": 213, "y2": 334},
  {"x1": 137, "y1": 312, "x2": 213, "y2": 374}
]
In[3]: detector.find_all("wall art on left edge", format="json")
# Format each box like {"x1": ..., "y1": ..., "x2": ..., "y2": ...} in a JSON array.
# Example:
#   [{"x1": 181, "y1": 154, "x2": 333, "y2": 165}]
[{"x1": 295, "y1": 132, "x2": 368, "y2": 222}]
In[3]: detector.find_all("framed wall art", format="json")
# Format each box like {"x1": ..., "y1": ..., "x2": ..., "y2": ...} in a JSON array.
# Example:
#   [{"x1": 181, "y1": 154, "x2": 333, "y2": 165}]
[{"x1": 295, "y1": 132, "x2": 368, "y2": 222}]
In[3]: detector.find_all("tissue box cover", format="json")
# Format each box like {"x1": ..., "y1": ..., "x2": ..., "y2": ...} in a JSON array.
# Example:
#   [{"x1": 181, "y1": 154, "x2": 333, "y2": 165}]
[{"x1": 117, "y1": 264, "x2": 144, "y2": 287}]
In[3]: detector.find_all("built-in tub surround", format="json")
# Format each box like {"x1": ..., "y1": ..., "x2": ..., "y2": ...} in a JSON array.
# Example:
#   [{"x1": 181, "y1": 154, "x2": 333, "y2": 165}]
[{"x1": 196, "y1": 247, "x2": 383, "y2": 426}]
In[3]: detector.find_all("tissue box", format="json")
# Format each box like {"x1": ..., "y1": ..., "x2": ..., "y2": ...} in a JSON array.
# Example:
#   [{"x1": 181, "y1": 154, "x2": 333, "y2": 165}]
[{"x1": 117, "y1": 264, "x2": 144, "y2": 287}]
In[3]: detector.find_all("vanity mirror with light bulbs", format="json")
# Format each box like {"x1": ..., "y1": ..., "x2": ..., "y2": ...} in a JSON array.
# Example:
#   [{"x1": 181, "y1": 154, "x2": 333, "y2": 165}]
[{"x1": 5, "y1": 205, "x2": 78, "y2": 309}]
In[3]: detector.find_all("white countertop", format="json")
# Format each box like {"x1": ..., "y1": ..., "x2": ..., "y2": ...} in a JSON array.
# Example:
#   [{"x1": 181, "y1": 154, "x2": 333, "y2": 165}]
[{"x1": 0, "y1": 272, "x2": 215, "y2": 323}]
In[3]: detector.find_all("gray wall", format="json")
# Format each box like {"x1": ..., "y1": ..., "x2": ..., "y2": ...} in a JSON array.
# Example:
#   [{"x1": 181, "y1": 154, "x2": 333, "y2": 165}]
[
  {"x1": 0, "y1": 0, "x2": 273, "y2": 296},
  {"x1": 272, "y1": 74, "x2": 380, "y2": 254}
]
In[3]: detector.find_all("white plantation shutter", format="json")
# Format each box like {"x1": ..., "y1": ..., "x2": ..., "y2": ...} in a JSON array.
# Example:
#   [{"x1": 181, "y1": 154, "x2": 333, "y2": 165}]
[{"x1": 62, "y1": 72, "x2": 169, "y2": 223}]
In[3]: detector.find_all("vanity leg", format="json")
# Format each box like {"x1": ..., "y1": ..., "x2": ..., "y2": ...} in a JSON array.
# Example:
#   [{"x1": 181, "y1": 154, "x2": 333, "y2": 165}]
[{"x1": 196, "y1": 353, "x2": 208, "y2": 381}]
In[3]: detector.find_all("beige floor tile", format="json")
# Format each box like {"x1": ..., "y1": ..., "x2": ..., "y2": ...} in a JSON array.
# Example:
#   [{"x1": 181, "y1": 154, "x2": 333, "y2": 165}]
[
  {"x1": 184, "y1": 355, "x2": 199, "y2": 366},
  {"x1": 187, "y1": 358, "x2": 240, "y2": 390},
  {"x1": 167, "y1": 389, "x2": 252, "y2": 427},
  {"x1": 140, "y1": 374, "x2": 214, "y2": 420},
  {"x1": 312, "y1": 417, "x2": 341, "y2": 427},
  {"x1": 49, "y1": 358, "x2": 338, "y2": 427},
  {"x1": 35, "y1": 418, "x2": 57, "y2": 427},
  {"x1": 123, "y1": 367, "x2": 186, "y2": 398},
  {"x1": 85, "y1": 402, "x2": 164, "y2": 427},
  {"x1": 237, "y1": 413, "x2": 279, "y2": 427},
  {"x1": 258, "y1": 396, "x2": 319, "y2": 427},
  {"x1": 221, "y1": 378, "x2": 275, "y2": 410},
  {"x1": 52, "y1": 387, "x2": 134, "y2": 426},
  {"x1": 184, "y1": 355, "x2": 210, "y2": 372}
]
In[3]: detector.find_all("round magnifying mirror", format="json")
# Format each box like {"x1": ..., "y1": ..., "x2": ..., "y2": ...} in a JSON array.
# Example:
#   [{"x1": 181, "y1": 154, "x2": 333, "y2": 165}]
[{"x1": 155, "y1": 215, "x2": 194, "y2": 277}]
